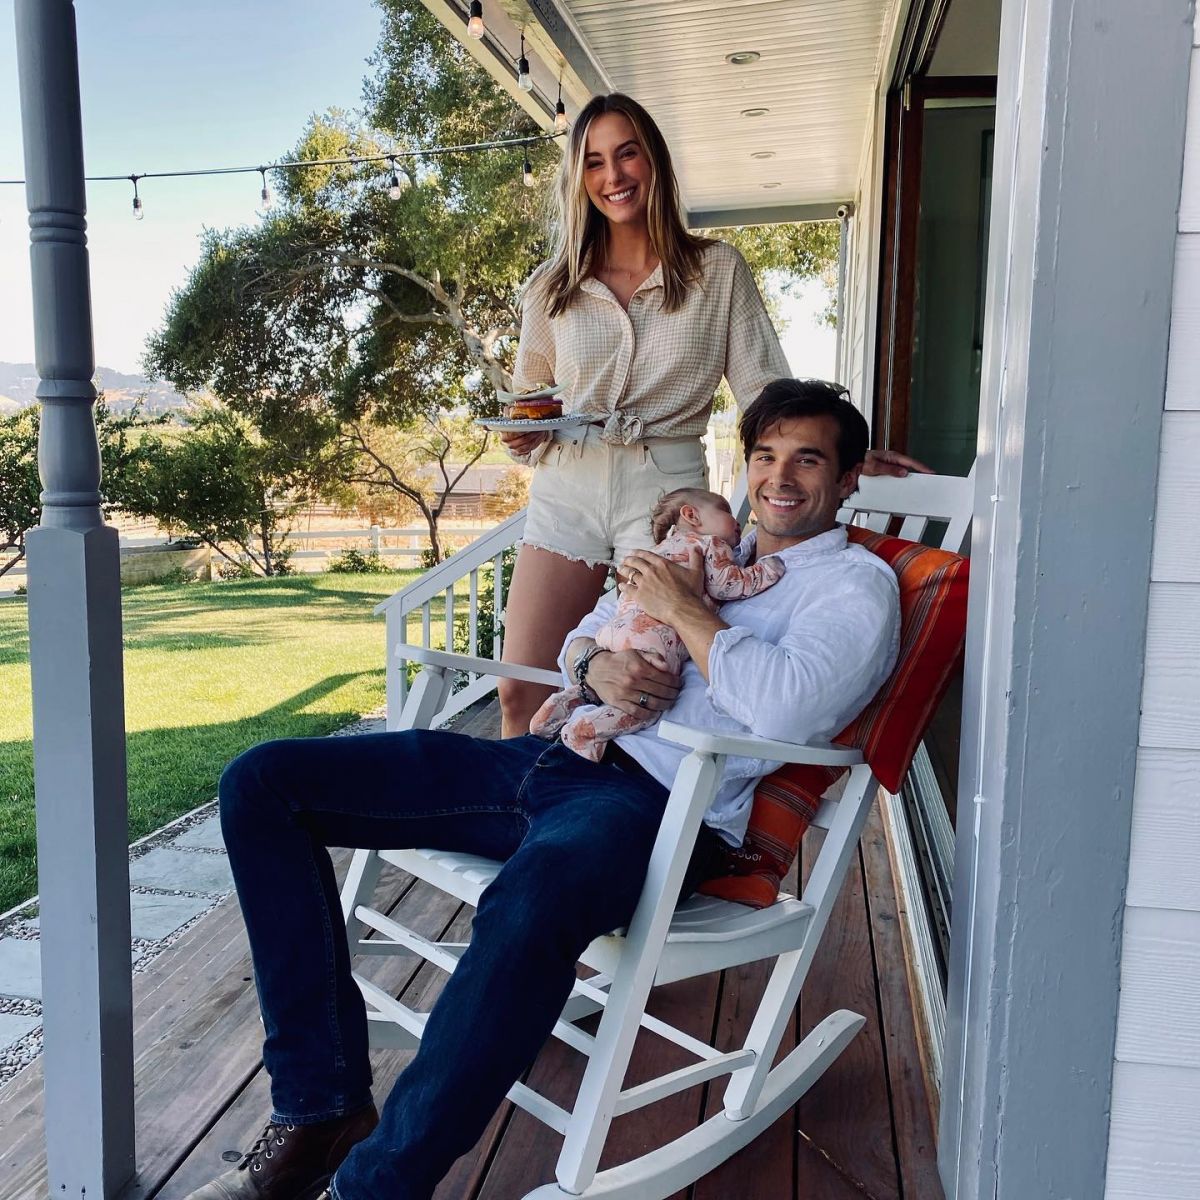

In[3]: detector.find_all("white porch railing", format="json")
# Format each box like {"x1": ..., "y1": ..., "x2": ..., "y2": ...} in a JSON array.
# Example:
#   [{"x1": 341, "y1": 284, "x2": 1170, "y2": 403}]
[{"x1": 374, "y1": 509, "x2": 527, "y2": 729}]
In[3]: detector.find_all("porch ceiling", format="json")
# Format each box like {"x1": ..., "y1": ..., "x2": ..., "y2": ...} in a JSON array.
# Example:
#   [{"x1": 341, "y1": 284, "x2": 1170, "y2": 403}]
[{"x1": 432, "y1": 0, "x2": 900, "y2": 225}]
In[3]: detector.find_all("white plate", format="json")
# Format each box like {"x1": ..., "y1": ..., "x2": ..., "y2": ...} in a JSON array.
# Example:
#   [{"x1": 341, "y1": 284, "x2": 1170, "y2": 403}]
[
  {"x1": 475, "y1": 413, "x2": 591, "y2": 432},
  {"x1": 494, "y1": 382, "x2": 565, "y2": 403}
]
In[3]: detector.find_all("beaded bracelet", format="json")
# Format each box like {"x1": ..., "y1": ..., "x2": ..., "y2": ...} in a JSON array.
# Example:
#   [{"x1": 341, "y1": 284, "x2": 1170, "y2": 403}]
[{"x1": 573, "y1": 643, "x2": 608, "y2": 706}]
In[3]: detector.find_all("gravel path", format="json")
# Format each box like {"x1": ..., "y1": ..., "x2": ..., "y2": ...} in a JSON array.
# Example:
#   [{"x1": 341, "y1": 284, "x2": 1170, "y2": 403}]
[{"x1": 0, "y1": 709, "x2": 387, "y2": 1092}]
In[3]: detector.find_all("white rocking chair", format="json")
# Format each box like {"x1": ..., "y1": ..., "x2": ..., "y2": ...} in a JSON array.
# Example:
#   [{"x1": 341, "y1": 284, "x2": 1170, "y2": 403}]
[{"x1": 339, "y1": 467, "x2": 975, "y2": 1199}]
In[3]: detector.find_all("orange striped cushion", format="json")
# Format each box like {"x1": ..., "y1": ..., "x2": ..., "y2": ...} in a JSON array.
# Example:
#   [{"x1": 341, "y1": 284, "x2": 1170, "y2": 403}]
[{"x1": 698, "y1": 527, "x2": 969, "y2": 908}]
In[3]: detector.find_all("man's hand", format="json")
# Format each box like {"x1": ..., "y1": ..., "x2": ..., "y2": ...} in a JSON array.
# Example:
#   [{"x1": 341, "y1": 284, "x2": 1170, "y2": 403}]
[
  {"x1": 619, "y1": 547, "x2": 706, "y2": 625},
  {"x1": 499, "y1": 429, "x2": 550, "y2": 458},
  {"x1": 585, "y1": 647, "x2": 682, "y2": 716},
  {"x1": 620, "y1": 547, "x2": 727, "y2": 683},
  {"x1": 862, "y1": 447, "x2": 933, "y2": 478}
]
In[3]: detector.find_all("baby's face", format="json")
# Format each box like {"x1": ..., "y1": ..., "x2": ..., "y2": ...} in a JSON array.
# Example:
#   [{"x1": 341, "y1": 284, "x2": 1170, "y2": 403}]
[{"x1": 695, "y1": 499, "x2": 743, "y2": 547}]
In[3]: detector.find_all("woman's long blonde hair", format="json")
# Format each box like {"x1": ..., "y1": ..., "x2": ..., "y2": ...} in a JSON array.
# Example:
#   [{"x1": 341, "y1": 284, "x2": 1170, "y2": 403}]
[{"x1": 541, "y1": 94, "x2": 711, "y2": 317}]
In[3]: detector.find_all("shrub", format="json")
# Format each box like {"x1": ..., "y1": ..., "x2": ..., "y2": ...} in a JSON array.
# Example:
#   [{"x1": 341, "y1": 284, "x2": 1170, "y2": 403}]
[
  {"x1": 328, "y1": 547, "x2": 390, "y2": 574},
  {"x1": 216, "y1": 558, "x2": 259, "y2": 581}
]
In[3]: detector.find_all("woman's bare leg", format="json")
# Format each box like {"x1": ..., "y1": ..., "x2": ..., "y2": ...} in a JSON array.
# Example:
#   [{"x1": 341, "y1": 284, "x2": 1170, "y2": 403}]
[{"x1": 499, "y1": 545, "x2": 609, "y2": 738}]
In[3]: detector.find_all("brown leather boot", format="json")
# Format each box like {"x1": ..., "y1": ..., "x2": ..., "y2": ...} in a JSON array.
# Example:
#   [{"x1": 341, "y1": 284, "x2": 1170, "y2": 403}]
[{"x1": 184, "y1": 1104, "x2": 379, "y2": 1200}]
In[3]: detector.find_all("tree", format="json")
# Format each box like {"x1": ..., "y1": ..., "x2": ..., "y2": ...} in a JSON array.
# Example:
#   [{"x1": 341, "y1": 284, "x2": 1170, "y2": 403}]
[
  {"x1": 145, "y1": 3, "x2": 556, "y2": 429},
  {"x1": 717, "y1": 223, "x2": 841, "y2": 319},
  {"x1": 117, "y1": 402, "x2": 321, "y2": 576},
  {"x1": 327, "y1": 413, "x2": 490, "y2": 563},
  {"x1": 0, "y1": 409, "x2": 39, "y2": 578},
  {"x1": 144, "y1": 0, "x2": 838, "y2": 561},
  {"x1": 0, "y1": 400, "x2": 160, "y2": 578},
  {"x1": 486, "y1": 465, "x2": 531, "y2": 521}
]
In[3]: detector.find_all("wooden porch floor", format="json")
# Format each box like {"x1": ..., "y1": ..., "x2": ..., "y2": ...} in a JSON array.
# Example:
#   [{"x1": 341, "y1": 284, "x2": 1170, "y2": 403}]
[{"x1": 0, "y1": 702, "x2": 943, "y2": 1200}]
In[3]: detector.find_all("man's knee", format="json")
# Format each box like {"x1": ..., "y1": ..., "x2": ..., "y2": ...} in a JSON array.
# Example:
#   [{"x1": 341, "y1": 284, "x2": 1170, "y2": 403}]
[{"x1": 218, "y1": 740, "x2": 292, "y2": 832}]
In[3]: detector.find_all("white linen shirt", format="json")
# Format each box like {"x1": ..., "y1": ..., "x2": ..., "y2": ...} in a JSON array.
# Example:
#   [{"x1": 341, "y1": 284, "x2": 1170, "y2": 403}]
[
  {"x1": 512, "y1": 240, "x2": 790, "y2": 450},
  {"x1": 556, "y1": 526, "x2": 901, "y2": 845}
]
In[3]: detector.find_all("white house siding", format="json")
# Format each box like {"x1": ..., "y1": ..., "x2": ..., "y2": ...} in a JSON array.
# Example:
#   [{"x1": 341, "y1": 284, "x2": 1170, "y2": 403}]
[{"x1": 1105, "y1": 15, "x2": 1200, "y2": 1200}]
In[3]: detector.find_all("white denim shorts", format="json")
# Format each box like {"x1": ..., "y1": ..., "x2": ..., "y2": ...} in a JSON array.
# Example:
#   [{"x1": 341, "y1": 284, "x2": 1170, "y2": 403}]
[{"x1": 522, "y1": 424, "x2": 709, "y2": 569}]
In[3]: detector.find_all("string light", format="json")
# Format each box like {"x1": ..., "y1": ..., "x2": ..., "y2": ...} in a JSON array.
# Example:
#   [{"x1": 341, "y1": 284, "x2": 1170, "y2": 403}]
[
  {"x1": 554, "y1": 80, "x2": 568, "y2": 134},
  {"x1": 2, "y1": 131, "x2": 565, "y2": 218},
  {"x1": 387, "y1": 156, "x2": 408, "y2": 200},
  {"x1": 467, "y1": 0, "x2": 485, "y2": 39},
  {"x1": 258, "y1": 167, "x2": 272, "y2": 209},
  {"x1": 517, "y1": 32, "x2": 532, "y2": 93}
]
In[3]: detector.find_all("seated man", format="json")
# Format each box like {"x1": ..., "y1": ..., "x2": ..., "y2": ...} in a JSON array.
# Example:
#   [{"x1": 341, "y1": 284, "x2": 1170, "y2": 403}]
[{"x1": 189, "y1": 378, "x2": 900, "y2": 1200}]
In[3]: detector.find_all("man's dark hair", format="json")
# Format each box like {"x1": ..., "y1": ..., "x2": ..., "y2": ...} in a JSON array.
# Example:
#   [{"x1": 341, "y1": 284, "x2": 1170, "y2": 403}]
[{"x1": 739, "y1": 379, "x2": 870, "y2": 475}]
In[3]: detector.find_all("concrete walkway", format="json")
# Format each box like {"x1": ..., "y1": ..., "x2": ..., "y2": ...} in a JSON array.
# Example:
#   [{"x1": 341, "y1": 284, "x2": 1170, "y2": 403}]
[{"x1": 0, "y1": 712, "x2": 386, "y2": 1090}]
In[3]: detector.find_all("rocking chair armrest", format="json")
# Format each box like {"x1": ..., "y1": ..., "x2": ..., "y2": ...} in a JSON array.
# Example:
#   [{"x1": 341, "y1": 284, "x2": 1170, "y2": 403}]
[
  {"x1": 656, "y1": 721, "x2": 865, "y2": 768},
  {"x1": 395, "y1": 645, "x2": 563, "y2": 688}
]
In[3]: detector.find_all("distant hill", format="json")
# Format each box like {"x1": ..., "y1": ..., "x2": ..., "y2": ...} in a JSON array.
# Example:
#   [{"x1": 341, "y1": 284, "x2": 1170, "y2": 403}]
[{"x1": 0, "y1": 363, "x2": 189, "y2": 414}]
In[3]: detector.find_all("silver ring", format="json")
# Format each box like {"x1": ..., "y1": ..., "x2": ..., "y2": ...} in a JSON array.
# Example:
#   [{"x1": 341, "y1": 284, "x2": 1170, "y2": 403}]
[{"x1": 638, "y1": 693, "x2": 649, "y2": 708}]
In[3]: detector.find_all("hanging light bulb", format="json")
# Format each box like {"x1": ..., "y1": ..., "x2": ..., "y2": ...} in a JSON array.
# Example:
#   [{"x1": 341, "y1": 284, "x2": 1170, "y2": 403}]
[
  {"x1": 518, "y1": 33, "x2": 532, "y2": 92},
  {"x1": 554, "y1": 81, "x2": 568, "y2": 133},
  {"x1": 130, "y1": 176, "x2": 143, "y2": 220},
  {"x1": 258, "y1": 167, "x2": 272, "y2": 209},
  {"x1": 467, "y1": 0, "x2": 485, "y2": 39},
  {"x1": 522, "y1": 152, "x2": 535, "y2": 188},
  {"x1": 388, "y1": 156, "x2": 409, "y2": 200}
]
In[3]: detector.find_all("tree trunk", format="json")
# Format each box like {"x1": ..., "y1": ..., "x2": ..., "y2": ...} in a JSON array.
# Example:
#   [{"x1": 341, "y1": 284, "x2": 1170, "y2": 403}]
[
  {"x1": 0, "y1": 541, "x2": 26, "y2": 578},
  {"x1": 422, "y1": 506, "x2": 442, "y2": 563},
  {"x1": 260, "y1": 516, "x2": 274, "y2": 576}
]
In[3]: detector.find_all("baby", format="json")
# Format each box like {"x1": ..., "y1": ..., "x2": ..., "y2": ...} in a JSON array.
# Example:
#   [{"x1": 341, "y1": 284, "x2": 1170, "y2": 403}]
[{"x1": 530, "y1": 487, "x2": 786, "y2": 761}]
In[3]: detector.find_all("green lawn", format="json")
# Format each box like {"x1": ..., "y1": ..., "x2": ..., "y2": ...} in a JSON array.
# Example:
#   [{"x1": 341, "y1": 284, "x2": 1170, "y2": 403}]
[{"x1": 0, "y1": 571, "x2": 424, "y2": 913}]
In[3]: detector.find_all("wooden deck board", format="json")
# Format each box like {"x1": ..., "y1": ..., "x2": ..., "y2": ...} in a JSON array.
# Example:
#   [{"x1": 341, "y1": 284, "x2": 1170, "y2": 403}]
[
  {"x1": 796, "y1": 824, "x2": 901, "y2": 1200},
  {"x1": 860, "y1": 803, "x2": 945, "y2": 1200},
  {"x1": 0, "y1": 889, "x2": 264, "y2": 1199},
  {"x1": 156, "y1": 867, "x2": 459, "y2": 1199},
  {"x1": 0, "y1": 701, "x2": 943, "y2": 1200},
  {"x1": 692, "y1": 856, "x2": 805, "y2": 1200}
]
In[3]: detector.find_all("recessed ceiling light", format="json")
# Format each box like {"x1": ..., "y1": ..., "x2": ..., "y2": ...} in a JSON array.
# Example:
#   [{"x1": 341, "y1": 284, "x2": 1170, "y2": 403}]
[
  {"x1": 725, "y1": 51, "x2": 761, "y2": 66},
  {"x1": 751, "y1": 151, "x2": 776, "y2": 160},
  {"x1": 762, "y1": 181, "x2": 782, "y2": 189},
  {"x1": 741, "y1": 107, "x2": 770, "y2": 118}
]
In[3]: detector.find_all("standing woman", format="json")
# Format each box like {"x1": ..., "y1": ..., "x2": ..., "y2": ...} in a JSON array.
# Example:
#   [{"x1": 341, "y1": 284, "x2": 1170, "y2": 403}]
[{"x1": 498, "y1": 93, "x2": 913, "y2": 736}]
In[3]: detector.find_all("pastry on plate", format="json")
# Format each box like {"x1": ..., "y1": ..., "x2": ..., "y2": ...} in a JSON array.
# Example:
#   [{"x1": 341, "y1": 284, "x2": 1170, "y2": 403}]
[{"x1": 497, "y1": 383, "x2": 565, "y2": 421}]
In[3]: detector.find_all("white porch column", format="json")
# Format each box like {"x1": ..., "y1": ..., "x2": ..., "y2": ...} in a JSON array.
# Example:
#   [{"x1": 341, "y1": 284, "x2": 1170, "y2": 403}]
[
  {"x1": 940, "y1": 1, "x2": 1193, "y2": 1197},
  {"x1": 14, "y1": 1, "x2": 136, "y2": 1196},
  {"x1": 834, "y1": 203, "x2": 851, "y2": 381}
]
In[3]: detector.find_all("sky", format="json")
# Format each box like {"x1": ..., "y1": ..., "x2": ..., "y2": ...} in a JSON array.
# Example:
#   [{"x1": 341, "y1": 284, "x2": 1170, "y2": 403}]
[{"x1": 0, "y1": 0, "x2": 833, "y2": 380}]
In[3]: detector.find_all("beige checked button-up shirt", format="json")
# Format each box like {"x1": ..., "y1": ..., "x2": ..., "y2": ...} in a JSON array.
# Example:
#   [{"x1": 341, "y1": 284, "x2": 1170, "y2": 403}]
[{"x1": 510, "y1": 240, "x2": 790, "y2": 454}]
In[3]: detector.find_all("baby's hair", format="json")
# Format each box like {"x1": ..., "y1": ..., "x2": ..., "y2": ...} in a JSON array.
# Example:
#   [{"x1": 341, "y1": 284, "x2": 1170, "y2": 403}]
[{"x1": 650, "y1": 487, "x2": 718, "y2": 543}]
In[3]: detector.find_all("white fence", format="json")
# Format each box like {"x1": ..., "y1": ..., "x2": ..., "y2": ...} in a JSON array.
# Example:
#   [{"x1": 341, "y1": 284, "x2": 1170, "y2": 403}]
[
  {"x1": 0, "y1": 526, "x2": 495, "y2": 583},
  {"x1": 282, "y1": 526, "x2": 492, "y2": 563}
]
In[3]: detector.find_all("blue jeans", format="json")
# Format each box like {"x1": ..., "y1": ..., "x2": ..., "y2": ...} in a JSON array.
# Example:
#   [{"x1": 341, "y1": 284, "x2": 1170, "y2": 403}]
[{"x1": 218, "y1": 731, "x2": 720, "y2": 1200}]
